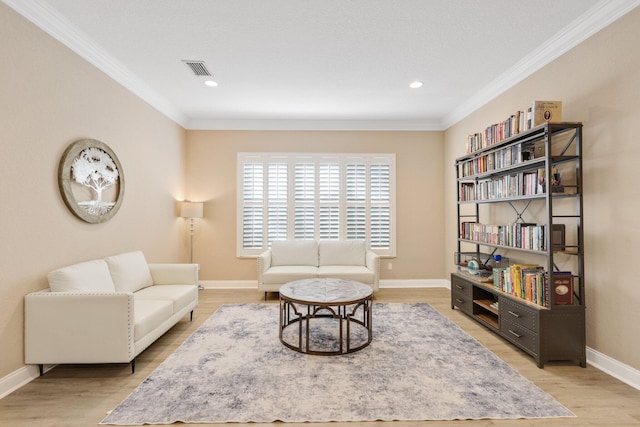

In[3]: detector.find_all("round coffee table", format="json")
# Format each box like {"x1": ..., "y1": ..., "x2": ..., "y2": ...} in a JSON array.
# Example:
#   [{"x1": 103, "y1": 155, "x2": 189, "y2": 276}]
[{"x1": 279, "y1": 278, "x2": 373, "y2": 355}]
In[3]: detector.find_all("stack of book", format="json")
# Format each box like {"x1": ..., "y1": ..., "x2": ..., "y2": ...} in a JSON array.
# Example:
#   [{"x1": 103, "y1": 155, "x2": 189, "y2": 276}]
[
  {"x1": 492, "y1": 265, "x2": 573, "y2": 307},
  {"x1": 459, "y1": 222, "x2": 547, "y2": 250},
  {"x1": 465, "y1": 101, "x2": 562, "y2": 154}
]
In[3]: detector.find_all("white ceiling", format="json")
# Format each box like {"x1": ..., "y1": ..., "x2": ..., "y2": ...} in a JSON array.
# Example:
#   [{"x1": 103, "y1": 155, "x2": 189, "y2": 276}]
[{"x1": 5, "y1": 0, "x2": 638, "y2": 130}]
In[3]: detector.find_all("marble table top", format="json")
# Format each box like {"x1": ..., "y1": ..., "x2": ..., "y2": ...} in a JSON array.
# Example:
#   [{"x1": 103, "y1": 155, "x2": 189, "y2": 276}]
[{"x1": 279, "y1": 278, "x2": 373, "y2": 304}]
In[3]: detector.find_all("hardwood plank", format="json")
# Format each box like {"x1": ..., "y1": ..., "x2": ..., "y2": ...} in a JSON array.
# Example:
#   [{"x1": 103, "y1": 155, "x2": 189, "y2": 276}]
[{"x1": 1, "y1": 288, "x2": 638, "y2": 426}]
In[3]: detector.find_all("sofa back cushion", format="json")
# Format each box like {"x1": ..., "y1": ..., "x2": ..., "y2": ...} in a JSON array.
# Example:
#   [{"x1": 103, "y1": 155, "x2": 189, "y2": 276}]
[
  {"x1": 48, "y1": 259, "x2": 116, "y2": 293},
  {"x1": 104, "y1": 251, "x2": 154, "y2": 293},
  {"x1": 271, "y1": 240, "x2": 318, "y2": 267},
  {"x1": 319, "y1": 240, "x2": 366, "y2": 266}
]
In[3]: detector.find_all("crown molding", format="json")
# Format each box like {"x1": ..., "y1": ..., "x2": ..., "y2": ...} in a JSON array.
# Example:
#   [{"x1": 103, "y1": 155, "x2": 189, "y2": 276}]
[
  {"x1": 3, "y1": 0, "x2": 189, "y2": 127},
  {"x1": 186, "y1": 118, "x2": 443, "y2": 131},
  {"x1": 5, "y1": 0, "x2": 638, "y2": 132},
  {"x1": 440, "y1": 0, "x2": 640, "y2": 130}
]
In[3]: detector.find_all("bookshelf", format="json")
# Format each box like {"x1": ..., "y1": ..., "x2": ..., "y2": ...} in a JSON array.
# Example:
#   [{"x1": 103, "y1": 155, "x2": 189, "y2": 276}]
[{"x1": 452, "y1": 122, "x2": 586, "y2": 368}]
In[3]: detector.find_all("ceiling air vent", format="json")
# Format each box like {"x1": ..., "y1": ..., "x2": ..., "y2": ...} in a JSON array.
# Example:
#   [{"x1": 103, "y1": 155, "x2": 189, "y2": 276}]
[{"x1": 182, "y1": 60, "x2": 211, "y2": 76}]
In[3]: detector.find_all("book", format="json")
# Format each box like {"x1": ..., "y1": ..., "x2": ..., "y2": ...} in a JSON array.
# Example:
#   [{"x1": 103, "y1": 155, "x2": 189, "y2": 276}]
[
  {"x1": 522, "y1": 267, "x2": 545, "y2": 303},
  {"x1": 511, "y1": 263, "x2": 540, "y2": 299},
  {"x1": 549, "y1": 272, "x2": 574, "y2": 305},
  {"x1": 532, "y1": 101, "x2": 562, "y2": 126}
]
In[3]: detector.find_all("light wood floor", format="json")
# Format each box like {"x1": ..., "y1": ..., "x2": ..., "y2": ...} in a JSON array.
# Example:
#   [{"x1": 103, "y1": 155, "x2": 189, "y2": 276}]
[{"x1": 2, "y1": 287, "x2": 639, "y2": 427}]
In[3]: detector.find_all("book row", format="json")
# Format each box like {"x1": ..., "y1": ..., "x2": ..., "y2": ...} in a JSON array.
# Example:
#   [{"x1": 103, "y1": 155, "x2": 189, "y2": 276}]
[
  {"x1": 459, "y1": 142, "x2": 533, "y2": 177},
  {"x1": 465, "y1": 101, "x2": 562, "y2": 154},
  {"x1": 460, "y1": 221, "x2": 547, "y2": 251},
  {"x1": 466, "y1": 110, "x2": 532, "y2": 154},
  {"x1": 459, "y1": 171, "x2": 542, "y2": 201},
  {"x1": 493, "y1": 265, "x2": 574, "y2": 307}
]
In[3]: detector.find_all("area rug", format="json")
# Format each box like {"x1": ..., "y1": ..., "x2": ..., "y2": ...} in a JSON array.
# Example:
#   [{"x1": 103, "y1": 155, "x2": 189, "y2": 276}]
[{"x1": 100, "y1": 303, "x2": 574, "y2": 424}]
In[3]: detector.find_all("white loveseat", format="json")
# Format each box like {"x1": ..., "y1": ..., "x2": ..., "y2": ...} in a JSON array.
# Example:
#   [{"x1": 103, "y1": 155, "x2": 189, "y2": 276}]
[
  {"x1": 24, "y1": 251, "x2": 198, "y2": 374},
  {"x1": 257, "y1": 240, "x2": 380, "y2": 298}
]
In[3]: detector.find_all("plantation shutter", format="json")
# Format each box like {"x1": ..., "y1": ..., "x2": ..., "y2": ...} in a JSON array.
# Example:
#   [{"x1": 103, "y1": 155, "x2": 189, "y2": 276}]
[
  {"x1": 346, "y1": 163, "x2": 366, "y2": 240},
  {"x1": 370, "y1": 163, "x2": 391, "y2": 249},
  {"x1": 294, "y1": 162, "x2": 315, "y2": 239},
  {"x1": 241, "y1": 162, "x2": 264, "y2": 249},
  {"x1": 267, "y1": 163, "x2": 288, "y2": 244},
  {"x1": 319, "y1": 162, "x2": 340, "y2": 240},
  {"x1": 237, "y1": 153, "x2": 395, "y2": 257}
]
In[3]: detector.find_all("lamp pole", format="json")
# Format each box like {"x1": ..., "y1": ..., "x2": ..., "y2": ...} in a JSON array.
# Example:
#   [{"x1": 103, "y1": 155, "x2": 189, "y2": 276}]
[{"x1": 188, "y1": 217, "x2": 196, "y2": 264}]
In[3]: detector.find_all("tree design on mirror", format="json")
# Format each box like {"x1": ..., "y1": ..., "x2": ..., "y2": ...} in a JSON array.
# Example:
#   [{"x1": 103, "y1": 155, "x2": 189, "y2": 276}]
[{"x1": 58, "y1": 139, "x2": 125, "y2": 223}]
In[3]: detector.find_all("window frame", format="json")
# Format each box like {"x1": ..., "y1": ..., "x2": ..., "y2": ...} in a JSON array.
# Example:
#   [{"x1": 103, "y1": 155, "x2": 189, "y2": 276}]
[{"x1": 237, "y1": 152, "x2": 396, "y2": 258}]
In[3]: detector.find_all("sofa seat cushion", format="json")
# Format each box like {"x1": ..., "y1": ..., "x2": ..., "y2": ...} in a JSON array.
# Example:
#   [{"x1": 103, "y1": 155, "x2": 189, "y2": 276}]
[
  {"x1": 133, "y1": 299, "x2": 173, "y2": 341},
  {"x1": 48, "y1": 260, "x2": 116, "y2": 293},
  {"x1": 271, "y1": 240, "x2": 318, "y2": 267},
  {"x1": 318, "y1": 265, "x2": 375, "y2": 284},
  {"x1": 105, "y1": 251, "x2": 154, "y2": 293},
  {"x1": 319, "y1": 240, "x2": 366, "y2": 266},
  {"x1": 135, "y1": 285, "x2": 198, "y2": 314},
  {"x1": 262, "y1": 266, "x2": 318, "y2": 284}
]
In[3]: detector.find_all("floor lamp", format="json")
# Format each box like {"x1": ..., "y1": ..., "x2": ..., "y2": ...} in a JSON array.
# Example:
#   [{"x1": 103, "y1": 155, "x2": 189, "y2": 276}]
[{"x1": 180, "y1": 201, "x2": 204, "y2": 264}]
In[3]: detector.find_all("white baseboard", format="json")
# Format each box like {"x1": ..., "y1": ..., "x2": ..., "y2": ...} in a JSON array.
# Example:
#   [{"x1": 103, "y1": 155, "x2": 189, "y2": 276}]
[
  {"x1": 0, "y1": 365, "x2": 39, "y2": 400},
  {"x1": 199, "y1": 279, "x2": 451, "y2": 290},
  {"x1": 586, "y1": 347, "x2": 640, "y2": 390},
  {"x1": 199, "y1": 280, "x2": 257, "y2": 289},
  {"x1": 380, "y1": 279, "x2": 450, "y2": 289}
]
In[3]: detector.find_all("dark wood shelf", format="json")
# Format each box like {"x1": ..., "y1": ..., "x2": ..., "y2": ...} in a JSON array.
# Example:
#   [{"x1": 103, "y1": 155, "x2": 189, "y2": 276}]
[
  {"x1": 474, "y1": 299, "x2": 498, "y2": 315},
  {"x1": 475, "y1": 313, "x2": 499, "y2": 330}
]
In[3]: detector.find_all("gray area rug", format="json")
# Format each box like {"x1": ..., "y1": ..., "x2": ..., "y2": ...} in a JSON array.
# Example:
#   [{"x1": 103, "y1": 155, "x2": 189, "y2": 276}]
[{"x1": 101, "y1": 303, "x2": 574, "y2": 424}]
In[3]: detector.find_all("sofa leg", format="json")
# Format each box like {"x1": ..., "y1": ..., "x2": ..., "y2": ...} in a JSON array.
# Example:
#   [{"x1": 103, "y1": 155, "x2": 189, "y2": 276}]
[
  {"x1": 264, "y1": 292, "x2": 267, "y2": 301},
  {"x1": 190, "y1": 310, "x2": 193, "y2": 321},
  {"x1": 131, "y1": 359, "x2": 135, "y2": 374},
  {"x1": 39, "y1": 364, "x2": 44, "y2": 376}
]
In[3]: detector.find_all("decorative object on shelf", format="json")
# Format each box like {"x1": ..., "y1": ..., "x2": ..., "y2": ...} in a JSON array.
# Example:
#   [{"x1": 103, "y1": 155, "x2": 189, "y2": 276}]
[
  {"x1": 532, "y1": 100, "x2": 562, "y2": 126},
  {"x1": 467, "y1": 259, "x2": 480, "y2": 275},
  {"x1": 538, "y1": 167, "x2": 564, "y2": 193},
  {"x1": 58, "y1": 139, "x2": 124, "y2": 223},
  {"x1": 550, "y1": 272, "x2": 574, "y2": 305},
  {"x1": 180, "y1": 201, "x2": 204, "y2": 264}
]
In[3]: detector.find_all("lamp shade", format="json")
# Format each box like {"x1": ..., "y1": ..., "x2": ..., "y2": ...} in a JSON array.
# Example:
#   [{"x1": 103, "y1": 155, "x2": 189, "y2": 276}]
[{"x1": 180, "y1": 201, "x2": 203, "y2": 219}]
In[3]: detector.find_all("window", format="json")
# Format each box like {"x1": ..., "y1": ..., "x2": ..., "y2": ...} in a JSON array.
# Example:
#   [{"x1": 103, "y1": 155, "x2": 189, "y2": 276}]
[{"x1": 237, "y1": 153, "x2": 396, "y2": 257}]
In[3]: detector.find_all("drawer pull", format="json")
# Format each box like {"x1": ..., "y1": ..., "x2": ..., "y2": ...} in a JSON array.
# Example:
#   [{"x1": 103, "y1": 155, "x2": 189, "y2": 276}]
[
  {"x1": 454, "y1": 285, "x2": 464, "y2": 290},
  {"x1": 508, "y1": 330, "x2": 522, "y2": 338},
  {"x1": 508, "y1": 310, "x2": 521, "y2": 318},
  {"x1": 455, "y1": 298, "x2": 464, "y2": 304}
]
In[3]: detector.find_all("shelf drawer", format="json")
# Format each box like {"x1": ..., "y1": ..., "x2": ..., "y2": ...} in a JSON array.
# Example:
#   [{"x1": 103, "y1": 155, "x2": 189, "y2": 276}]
[
  {"x1": 451, "y1": 275, "x2": 473, "y2": 297},
  {"x1": 499, "y1": 297, "x2": 539, "y2": 332},
  {"x1": 451, "y1": 290, "x2": 472, "y2": 314},
  {"x1": 501, "y1": 318, "x2": 537, "y2": 354}
]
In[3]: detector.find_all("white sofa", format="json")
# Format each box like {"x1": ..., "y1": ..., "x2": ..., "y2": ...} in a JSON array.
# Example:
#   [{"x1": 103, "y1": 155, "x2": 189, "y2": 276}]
[
  {"x1": 24, "y1": 251, "x2": 198, "y2": 374},
  {"x1": 257, "y1": 240, "x2": 380, "y2": 298}
]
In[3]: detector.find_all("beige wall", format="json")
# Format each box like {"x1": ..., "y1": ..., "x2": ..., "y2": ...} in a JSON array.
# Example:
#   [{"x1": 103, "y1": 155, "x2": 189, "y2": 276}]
[
  {"x1": 3, "y1": 0, "x2": 639, "y2": 386},
  {"x1": 185, "y1": 130, "x2": 445, "y2": 282},
  {"x1": 444, "y1": 8, "x2": 640, "y2": 371},
  {"x1": 0, "y1": 4, "x2": 188, "y2": 378}
]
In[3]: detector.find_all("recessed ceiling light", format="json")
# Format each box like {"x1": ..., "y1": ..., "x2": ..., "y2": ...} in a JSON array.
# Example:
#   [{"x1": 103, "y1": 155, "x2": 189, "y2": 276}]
[
  {"x1": 409, "y1": 81, "x2": 423, "y2": 89},
  {"x1": 204, "y1": 80, "x2": 218, "y2": 87}
]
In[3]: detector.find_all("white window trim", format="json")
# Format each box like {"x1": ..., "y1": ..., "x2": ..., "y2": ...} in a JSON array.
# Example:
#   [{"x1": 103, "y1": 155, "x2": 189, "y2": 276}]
[{"x1": 237, "y1": 153, "x2": 396, "y2": 258}]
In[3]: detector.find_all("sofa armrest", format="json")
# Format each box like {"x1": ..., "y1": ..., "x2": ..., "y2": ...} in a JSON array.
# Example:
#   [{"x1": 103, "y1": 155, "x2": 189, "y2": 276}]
[
  {"x1": 257, "y1": 250, "x2": 272, "y2": 285},
  {"x1": 148, "y1": 264, "x2": 198, "y2": 285},
  {"x1": 24, "y1": 290, "x2": 135, "y2": 364},
  {"x1": 366, "y1": 250, "x2": 380, "y2": 289}
]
